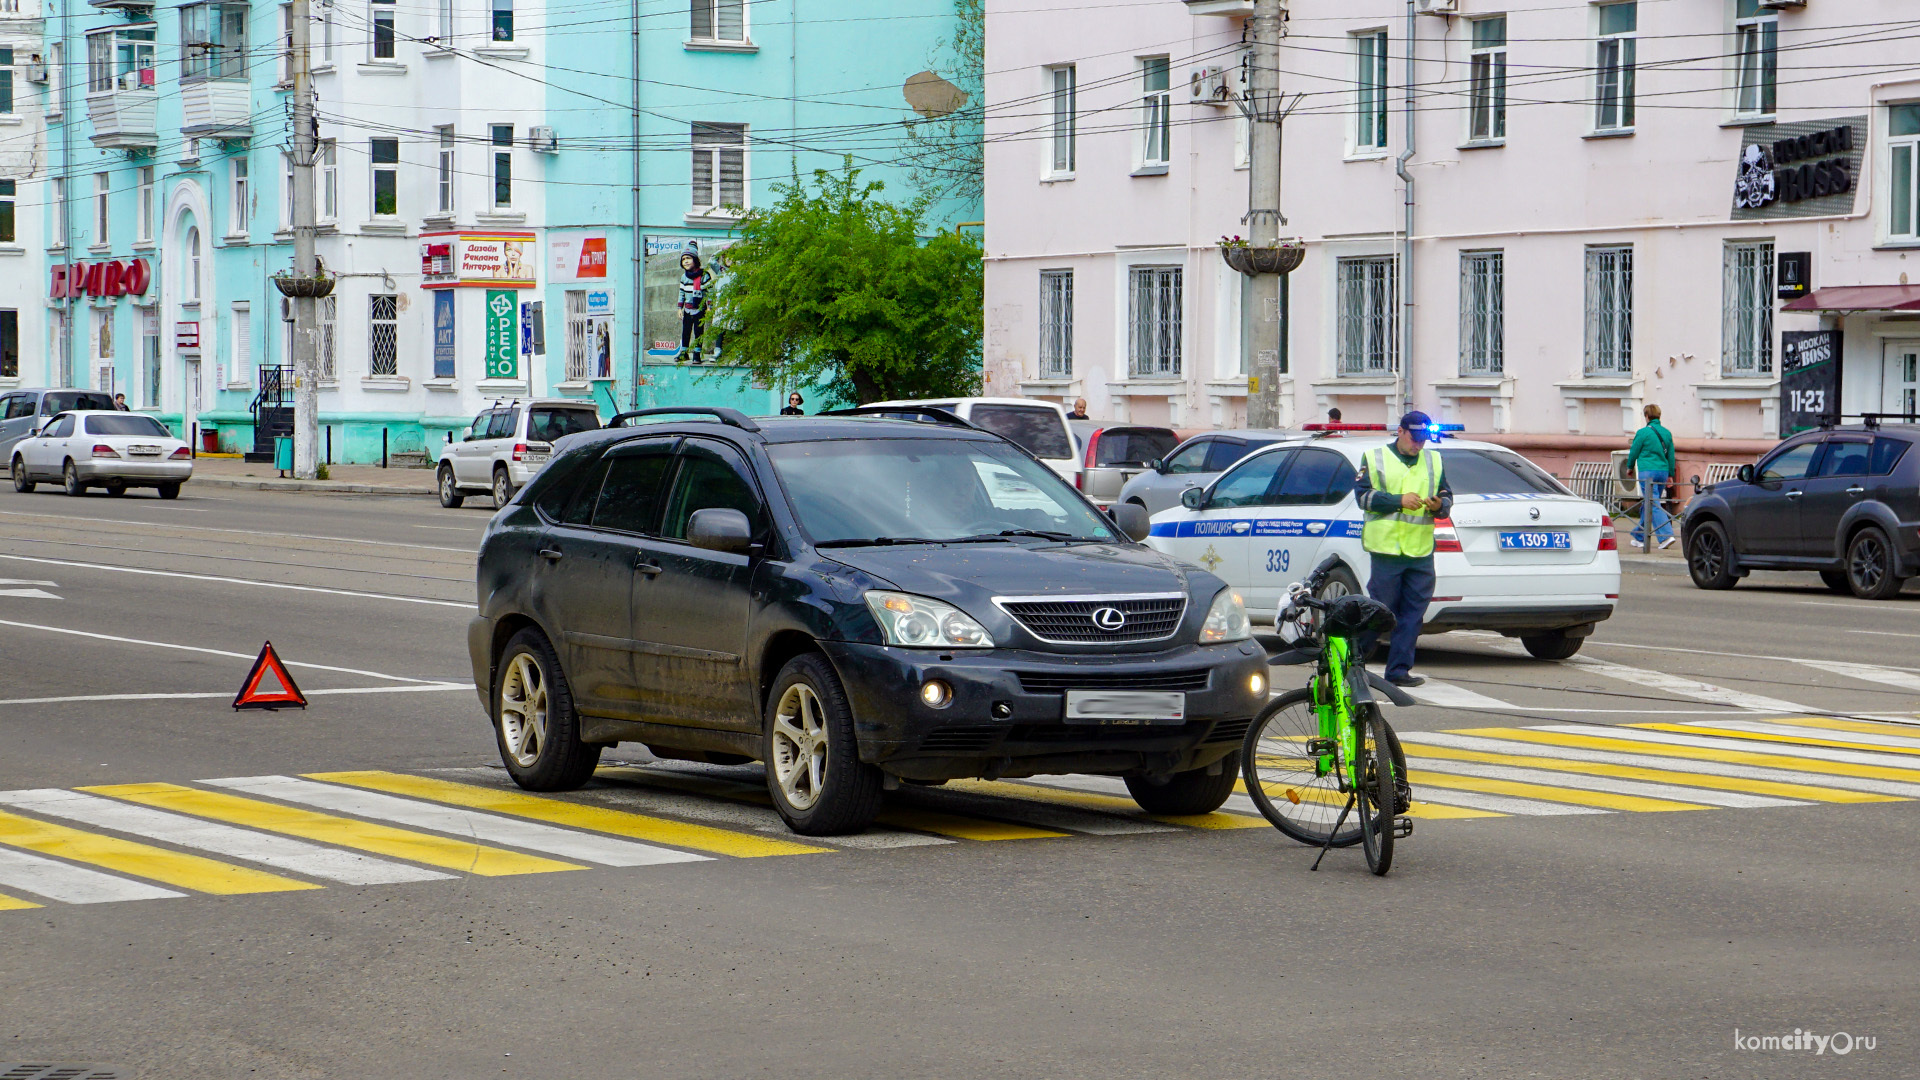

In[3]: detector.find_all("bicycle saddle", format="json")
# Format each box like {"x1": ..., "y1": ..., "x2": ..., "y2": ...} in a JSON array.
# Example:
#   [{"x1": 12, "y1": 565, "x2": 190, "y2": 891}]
[{"x1": 1323, "y1": 595, "x2": 1396, "y2": 637}]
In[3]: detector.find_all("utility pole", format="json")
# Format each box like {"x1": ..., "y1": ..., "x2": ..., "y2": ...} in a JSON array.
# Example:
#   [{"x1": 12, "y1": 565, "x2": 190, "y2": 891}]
[
  {"x1": 288, "y1": 0, "x2": 320, "y2": 478},
  {"x1": 1244, "y1": 0, "x2": 1287, "y2": 430}
]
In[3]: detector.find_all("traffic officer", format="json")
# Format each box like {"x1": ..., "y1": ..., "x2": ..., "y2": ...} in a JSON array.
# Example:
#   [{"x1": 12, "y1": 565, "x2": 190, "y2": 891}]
[{"x1": 1355, "y1": 411, "x2": 1452, "y2": 687}]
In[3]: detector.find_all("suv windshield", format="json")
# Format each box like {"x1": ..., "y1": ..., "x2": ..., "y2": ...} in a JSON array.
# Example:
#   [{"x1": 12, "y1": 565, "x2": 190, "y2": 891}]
[
  {"x1": 43, "y1": 392, "x2": 116, "y2": 414},
  {"x1": 85, "y1": 414, "x2": 171, "y2": 437},
  {"x1": 768, "y1": 438, "x2": 1116, "y2": 545},
  {"x1": 968, "y1": 405, "x2": 1072, "y2": 460},
  {"x1": 1438, "y1": 448, "x2": 1571, "y2": 496},
  {"x1": 528, "y1": 407, "x2": 600, "y2": 443}
]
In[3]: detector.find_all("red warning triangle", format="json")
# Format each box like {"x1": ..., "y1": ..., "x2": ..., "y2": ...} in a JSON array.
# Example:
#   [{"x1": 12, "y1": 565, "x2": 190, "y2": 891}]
[{"x1": 233, "y1": 641, "x2": 308, "y2": 711}]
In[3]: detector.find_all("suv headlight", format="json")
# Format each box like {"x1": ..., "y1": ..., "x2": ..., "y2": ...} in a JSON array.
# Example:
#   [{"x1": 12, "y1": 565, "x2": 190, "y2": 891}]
[
  {"x1": 1199, "y1": 588, "x2": 1251, "y2": 643},
  {"x1": 865, "y1": 591, "x2": 995, "y2": 648}
]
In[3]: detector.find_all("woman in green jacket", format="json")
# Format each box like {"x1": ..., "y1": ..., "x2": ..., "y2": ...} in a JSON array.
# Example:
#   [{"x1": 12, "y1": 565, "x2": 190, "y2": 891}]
[{"x1": 1628, "y1": 404, "x2": 1677, "y2": 549}]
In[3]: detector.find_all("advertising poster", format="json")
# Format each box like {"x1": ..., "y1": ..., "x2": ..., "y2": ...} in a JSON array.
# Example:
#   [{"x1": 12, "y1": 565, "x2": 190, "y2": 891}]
[
  {"x1": 433, "y1": 290, "x2": 456, "y2": 379},
  {"x1": 485, "y1": 290, "x2": 519, "y2": 380},
  {"x1": 549, "y1": 232, "x2": 610, "y2": 283},
  {"x1": 421, "y1": 232, "x2": 538, "y2": 289},
  {"x1": 644, "y1": 235, "x2": 734, "y2": 364},
  {"x1": 586, "y1": 289, "x2": 616, "y2": 379},
  {"x1": 1781, "y1": 330, "x2": 1842, "y2": 434}
]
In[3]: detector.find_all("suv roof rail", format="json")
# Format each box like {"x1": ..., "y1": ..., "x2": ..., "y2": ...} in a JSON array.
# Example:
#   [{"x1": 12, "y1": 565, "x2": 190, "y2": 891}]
[
  {"x1": 1852, "y1": 412, "x2": 1920, "y2": 430},
  {"x1": 825, "y1": 405, "x2": 980, "y2": 430},
  {"x1": 607, "y1": 407, "x2": 761, "y2": 432}
]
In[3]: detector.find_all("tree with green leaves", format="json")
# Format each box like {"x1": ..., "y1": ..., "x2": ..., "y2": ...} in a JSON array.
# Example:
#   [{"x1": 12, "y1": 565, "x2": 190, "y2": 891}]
[{"x1": 708, "y1": 165, "x2": 983, "y2": 405}]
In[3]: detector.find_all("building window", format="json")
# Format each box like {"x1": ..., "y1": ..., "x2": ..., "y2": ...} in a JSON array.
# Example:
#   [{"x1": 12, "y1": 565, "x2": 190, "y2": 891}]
[
  {"x1": 1, "y1": 310, "x2": 16, "y2": 378},
  {"x1": 230, "y1": 156, "x2": 248, "y2": 235},
  {"x1": 319, "y1": 295, "x2": 337, "y2": 380},
  {"x1": 1336, "y1": 255, "x2": 1397, "y2": 375},
  {"x1": 491, "y1": 124, "x2": 513, "y2": 207},
  {"x1": 1139, "y1": 57, "x2": 1171, "y2": 168},
  {"x1": 278, "y1": 2, "x2": 293, "y2": 82},
  {"x1": 563, "y1": 290, "x2": 589, "y2": 382},
  {"x1": 691, "y1": 123, "x2": 746, "y2": 213},
  {"x1": 322, "y1": 5, "x2": 334, "y2": 61},
  {"x1": 436, "y1": 0, "x2": 451, "y2": 46},
  {"x1": 437, "y1": 126, "x2": 455, "y2": 212},
  {"x1": 319, "y1": 140, "x2": 338, "y2": 221},
  {"x1": 371, "y1": 0, "x2": 397, "y2": 60},
  {"x1": 1583, "y1": 245, "x2": 1633, "y2": 375},
  {"x1": 1734, "y1": 0, "x2": 1776, "y2": 118},
  {"x1": 0, "y1": 179, "x2": 12, "y2": 243},
  {"x1": 86, "y1": 27, "x2": 155, "y2": 93},
  {"x1": 1048, "y1": 65, "x2": 1076, "y2": 176},
  {"x1": 230, "y1": 301, "x2": 251, "y2": 380},
  {"x1": 181, "y1": 3, "x2": 249, "y2": 81},
  {"x1": 691, "y1": 0, "x2": 745, "y2": 43},
  {"x1": 0, "y1": 47, "x2": 10, "y2": 113},
  {"x1": 368, "y1": 294, "x2": 398, "y2": 375},
  {"x1": 1459, "y1": 251, "x2": 1503, "y2": 375},
  {"x1": 282, "y1": 152, "x2": 294, "y2": 227},
  {"x1": 1038, "y1": 270, "x2": 1073, "y2": 378},
  {"x1": 93, "y1": 172, "x2": 109, "y2": 246},
  {"x1": 489, "y1": 0, "x2": 512, "y2": 41},
  {"x1": 1590, "y1": 4, "x2": 1637, "y2": 135},
  {"x1": 136, "y1": 166, "x2": 154, "y2": 241},
  {"x1": 1127, "y1": 265, "x2": 1181, "y2": 377},
  {"x1": 1468, "y1": 16, "x2": 1505, "y2": 143},
  {"x1": 1889, "y1": 103, "x2": 1920, "y2": 241},
  {"x1": 185, "y1": 226, "x2": 202, "y2": 300},
  {"x1": 1355, "y1": 30, "x2": 1389, "y2": 152},
  {"x1": 52, "y1": 177, "x2": 66, "y2": 247},
  {"x1": 1722, "y1": 240, "x2": 1774, "y2": 377},
  {"x1": 140, "y1": 309, "x2": 160, "y2": 406},
  {"x1": 371, "y1": 137, "x2": 398, "y2": 216},
  {"x1": 53, "y1": 310, "x2": 71, "y2": 386}
]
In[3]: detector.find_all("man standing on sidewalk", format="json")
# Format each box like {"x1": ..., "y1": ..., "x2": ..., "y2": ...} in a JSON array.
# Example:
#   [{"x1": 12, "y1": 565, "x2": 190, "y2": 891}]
[{"x1": 1355, "y1": 412, "x2": 1451, "y2": 687}]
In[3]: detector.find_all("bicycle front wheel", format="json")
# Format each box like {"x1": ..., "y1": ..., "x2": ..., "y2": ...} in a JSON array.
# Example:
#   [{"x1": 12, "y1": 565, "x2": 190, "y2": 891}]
[
  {"x1": 1242, "y1": 688, "x2": 1367, "y2": 848},
  {"x1": 1360, "y1": 709, "x2": 1397, "y2": 876}
]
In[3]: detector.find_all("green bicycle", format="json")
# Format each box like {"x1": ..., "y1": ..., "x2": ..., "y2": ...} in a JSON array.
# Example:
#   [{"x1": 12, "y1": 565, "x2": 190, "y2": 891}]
[{"x1": 1241, "y1": 556, "x2": 1414, "y2": 876}]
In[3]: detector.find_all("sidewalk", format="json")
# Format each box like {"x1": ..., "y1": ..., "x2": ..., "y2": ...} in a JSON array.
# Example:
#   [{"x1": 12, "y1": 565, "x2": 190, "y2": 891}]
[
  {"x1": 1610, "y1": 511, "x2": 1685, "y2": 569},
  {"x1": 187, "y1": 455, "x2": 437, "y2": 496}
]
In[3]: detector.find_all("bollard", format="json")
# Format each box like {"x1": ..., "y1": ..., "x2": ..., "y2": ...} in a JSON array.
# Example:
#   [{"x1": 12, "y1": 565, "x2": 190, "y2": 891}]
[
  {"x1": 382, "y1": 427, "x2": 389, "y2": 469},
  {"x1": 191, "y1": 422, "x2": 198, "y2": 459},
  {"x1": 326, "y1": 426, "x2": 332, "y2": 465}
]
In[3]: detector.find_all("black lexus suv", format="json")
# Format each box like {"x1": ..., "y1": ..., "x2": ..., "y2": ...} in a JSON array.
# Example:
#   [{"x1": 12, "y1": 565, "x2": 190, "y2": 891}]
[
  {"x1": 467, "y1": 408, "x2": 1270, "y2": 835},
  {"x1": 1683, "y1": 423, "x2": 1919, "y2": 599}
]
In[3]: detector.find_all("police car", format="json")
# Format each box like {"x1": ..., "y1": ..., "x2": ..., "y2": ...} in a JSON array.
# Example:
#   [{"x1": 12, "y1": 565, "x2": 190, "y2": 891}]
[{"x1": 1145, "y1": 426, "x2": 1621, "y2": 659}]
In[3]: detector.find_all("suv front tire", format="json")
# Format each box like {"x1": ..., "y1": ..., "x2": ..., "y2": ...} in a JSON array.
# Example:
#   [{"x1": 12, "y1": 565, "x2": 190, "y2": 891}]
[
  {"x1": 764, "y1": 653, "x2": 883, "y2": 835},
  {"x1": 495, "y1": 627, "x2": 601, "y2": 791}
]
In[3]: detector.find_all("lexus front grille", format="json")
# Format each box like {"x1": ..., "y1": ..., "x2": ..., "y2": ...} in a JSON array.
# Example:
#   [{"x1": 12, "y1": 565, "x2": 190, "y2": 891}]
[{"x1": 995, "y1": 593, "x2": 1187, "y2": 644}]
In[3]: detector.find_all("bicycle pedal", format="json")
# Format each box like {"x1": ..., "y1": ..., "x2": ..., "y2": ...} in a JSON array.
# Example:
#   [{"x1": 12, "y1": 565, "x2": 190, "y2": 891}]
[
  {"x1": 1393, "y1": 817, "x2": 1414, "y2": 839},
  {"x1": 1305, "y1": 738, "x2": 1337, "y2": 756}
]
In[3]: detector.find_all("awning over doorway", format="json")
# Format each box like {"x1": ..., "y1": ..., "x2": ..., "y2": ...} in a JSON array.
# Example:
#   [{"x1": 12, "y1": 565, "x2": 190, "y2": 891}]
[{"x1": 1783, "y1": 285, "x2": 1920, "y2": 312}]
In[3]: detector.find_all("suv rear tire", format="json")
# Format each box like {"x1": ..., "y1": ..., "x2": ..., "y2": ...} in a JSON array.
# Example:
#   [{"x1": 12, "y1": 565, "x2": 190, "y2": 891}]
[
  {"x1": 1686, "y1": 521, "x2": 1738, "y2": 590},
  {"x1": 1846, "y1": 526, "x2": 1906, "y2": 600},
  {"x1": 764, "y1": 653, "x2": 883, "y2": 835},
  {"x1": 1521, "y1": 632, "x2": 1583, "y2": 660},
  {"x1": 494, "y1": 627, "x2": 602, "y2": 791},
  {"x1": 437, "y1": 465, "x2": 465, "y2": 508},
  {"x1": 1125, "y1": 751, "x2": 1240, "y2": 815},
  {"x1": 493, "y1": 466, "x2": 514, "y2": 508}
]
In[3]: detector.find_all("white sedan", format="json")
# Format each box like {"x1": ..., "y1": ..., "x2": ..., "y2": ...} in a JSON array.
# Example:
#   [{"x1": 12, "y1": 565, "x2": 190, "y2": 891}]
[
  {"x1": 1145, "y1": 432, "x2": 1620, "y2": 658},
  {"x1": 10, "y1": 410, "x2": 194, "y2": 499}
]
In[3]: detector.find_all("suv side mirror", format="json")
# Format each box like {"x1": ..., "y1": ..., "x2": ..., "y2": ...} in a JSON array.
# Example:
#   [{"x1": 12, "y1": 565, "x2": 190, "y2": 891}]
[
  {"x1": 1737, "y1": 464, "x2": 1756, "y2": 484},
  {"x1": 1146, "y1": 458, "x2": 1165, "y2": 474},
  {"x1": 1180, "y1": 486, "x2": 1207, "y2": 511},
  {"x1": 1110, "y1": 502, "x2": 1152, "y2": 543},
  {"x1": 688, "y1": 507, "x2": 754, "y2": 555}
]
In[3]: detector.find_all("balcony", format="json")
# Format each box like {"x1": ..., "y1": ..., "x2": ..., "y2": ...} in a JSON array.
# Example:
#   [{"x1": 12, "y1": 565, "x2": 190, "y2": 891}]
[
  {"x1": 180, "y1": 80, "x2": 251, "y2": 137},
  {"x1": 86, "y1": 87, "x2": 158, "y2": 150},
  {"x1": 1185, "y1": 0, "x2": 1253, "y2": 14}
]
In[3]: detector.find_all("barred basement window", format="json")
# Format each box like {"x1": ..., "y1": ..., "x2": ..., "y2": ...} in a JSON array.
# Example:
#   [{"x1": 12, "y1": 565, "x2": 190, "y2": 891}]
[
  {"x1": 368, "y1": 294, "x2": 398, "y2": 376},
  {"x1": 1459, "y1": 250, "x2": 1503, "y2": 375},
  {"x1": 319, "y1": 295, "x2": 337, "y2": 380},
  {"x1": 1336, "y1": 256, "x2": 1397, "y2": 375},
  {"x1": 1038, "y1": 270, "x2": 1073, "y2": 378},
  {"x1": 564, "y1": 290, "x2": 590, "y2": 383},
  {"x1": 1127, "y1": 265, "x2": 1181, "y2": 377},
  {"x1": 1583, "y1": 245, "x2": 1633, "y2": 375},
  {"x1": 1722, "y1": 240, "x2": 1774, "y2": 377}
]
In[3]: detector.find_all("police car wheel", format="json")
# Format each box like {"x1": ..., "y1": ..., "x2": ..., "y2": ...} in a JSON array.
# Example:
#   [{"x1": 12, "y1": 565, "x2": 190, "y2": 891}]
[{"x1": 1520, "y1": 632, "x2": 1583, "y2": 660}]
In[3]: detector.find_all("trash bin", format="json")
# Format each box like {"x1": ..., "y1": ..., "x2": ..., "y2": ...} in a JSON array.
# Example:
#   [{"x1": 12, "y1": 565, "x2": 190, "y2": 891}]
[{"x1": 274, "y1": 436, "x2": 293, "y2": 474}]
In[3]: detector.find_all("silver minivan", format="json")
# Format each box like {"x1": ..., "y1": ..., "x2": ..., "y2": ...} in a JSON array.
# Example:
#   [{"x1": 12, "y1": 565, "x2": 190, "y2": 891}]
[{"x1": 0, "y1": 389, "x2": 121, "y2": 461}]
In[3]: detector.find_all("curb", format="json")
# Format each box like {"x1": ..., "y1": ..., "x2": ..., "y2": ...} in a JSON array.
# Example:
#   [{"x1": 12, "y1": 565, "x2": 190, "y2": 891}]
[{"x1": 188, "y1": 475, "x2": 434, "y2": 496}]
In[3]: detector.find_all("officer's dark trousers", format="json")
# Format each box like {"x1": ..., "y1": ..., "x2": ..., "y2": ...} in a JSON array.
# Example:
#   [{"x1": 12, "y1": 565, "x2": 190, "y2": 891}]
[{"x1": 1362, "y1": 556, "x2": 1436, "y2": 680}]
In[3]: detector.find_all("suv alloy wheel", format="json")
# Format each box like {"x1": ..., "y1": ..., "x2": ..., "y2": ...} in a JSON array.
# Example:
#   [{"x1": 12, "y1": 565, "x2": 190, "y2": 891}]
[
  {"x1": 493, "y1": 467, "x2": 514, "y2": 508},
  {"x1": 495, "y1": 627, "x2": 601, "y2": 790},
  {"x1": 764, "y1": 653, "x2": 883, "y2": 835},
  {"x1": 1846, "y1": 526, "x2": 1906, "y2": 600},
  {"x1": 438, "y1": 464, "x2": 465, "y2": 508},
  {"x1": 1686, "y1": 521, "x2": 1738, "y2": 590}
]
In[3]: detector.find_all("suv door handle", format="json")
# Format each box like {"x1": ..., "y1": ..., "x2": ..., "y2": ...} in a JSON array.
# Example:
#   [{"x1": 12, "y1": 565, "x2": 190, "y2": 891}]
[
  {"x1": 635, "y1": 561, "x2": 664, "y2": 577},
  {"x1": 1846, "y1": 486, "x2": 1866, "y2": 496},
  {"x1": 1784, "y1": 490, "x2": 1802, "y2": 499},
  {"x1": 538, "y1": 548, "x2": 564, "y2": 562}
]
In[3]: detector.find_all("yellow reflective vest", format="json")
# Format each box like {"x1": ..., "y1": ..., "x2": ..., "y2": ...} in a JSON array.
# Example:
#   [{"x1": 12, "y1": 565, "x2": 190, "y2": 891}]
[{"x1": 1361, "y1": 446, "x2": 1442, "y2": 559}]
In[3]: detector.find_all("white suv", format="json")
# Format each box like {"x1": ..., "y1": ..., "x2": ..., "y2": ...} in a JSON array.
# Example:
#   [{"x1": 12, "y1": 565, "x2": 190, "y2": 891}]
[{"x1": 437, "y1": 400, "x2": 601, "y2": 508}]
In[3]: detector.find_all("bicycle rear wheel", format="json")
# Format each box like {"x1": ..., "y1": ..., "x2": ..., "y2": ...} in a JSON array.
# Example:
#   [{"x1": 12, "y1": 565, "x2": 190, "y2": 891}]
[
  {"x1": 1243, "y1": 688, "x2": 1368, "y2": 848},
  {"x1": 1359, "y1": 709, "x2": 1397, "y2": 876}
]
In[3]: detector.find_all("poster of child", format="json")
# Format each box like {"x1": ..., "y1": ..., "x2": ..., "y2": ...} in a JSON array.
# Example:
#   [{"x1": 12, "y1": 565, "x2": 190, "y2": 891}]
[{"x1": 644, "y1": 237, "x2": 732, "y2": 364}]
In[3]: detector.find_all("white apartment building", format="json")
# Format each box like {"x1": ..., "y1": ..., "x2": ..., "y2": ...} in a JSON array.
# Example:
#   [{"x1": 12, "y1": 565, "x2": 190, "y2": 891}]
[
  {"x1": 0, "y1": 0, "x2": 45, "y2": 383},
  {"x1": 983, "y1": 0, "x2": 1920, "y2": 468}
]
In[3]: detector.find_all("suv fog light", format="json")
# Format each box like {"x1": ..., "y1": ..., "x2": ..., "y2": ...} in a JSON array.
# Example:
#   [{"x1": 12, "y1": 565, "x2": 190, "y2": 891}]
[
  {"x1": 1249, "y1": 671, "x2": 1267, "y2": 697},
  {"x1": 920, "y1": 680, "x2": 953, "y2": 709}
]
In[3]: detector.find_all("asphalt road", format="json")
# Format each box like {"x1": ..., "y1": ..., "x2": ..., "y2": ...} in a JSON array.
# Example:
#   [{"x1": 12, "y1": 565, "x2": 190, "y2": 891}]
[{"x1": 1, "y1": 483, "x2": 1914, "y2": 1079}]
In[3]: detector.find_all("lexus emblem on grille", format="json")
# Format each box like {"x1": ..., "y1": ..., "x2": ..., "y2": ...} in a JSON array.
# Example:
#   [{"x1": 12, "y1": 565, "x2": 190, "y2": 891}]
[
  {"x1": 1528, "y1": 506, "x2": 1541, "y2": 520},
  {"x1": 1090, "y1": 606, "x2": 1128, "y2": 631}
]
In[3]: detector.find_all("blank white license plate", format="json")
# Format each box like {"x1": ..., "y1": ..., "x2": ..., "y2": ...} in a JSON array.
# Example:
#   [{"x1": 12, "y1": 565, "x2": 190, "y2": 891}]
[
  {"x1": 129, "y1": 444, "x2": 162, "y2": 456},
  {"x1": 1063, "y1": 690, "x2": 1186, "y2": 724}
]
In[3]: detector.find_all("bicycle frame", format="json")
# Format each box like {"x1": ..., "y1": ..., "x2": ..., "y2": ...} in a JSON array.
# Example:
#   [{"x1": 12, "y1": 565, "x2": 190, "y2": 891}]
[{"x1": 1308, "y1": 635, "x2": 1377, "y2": 792}]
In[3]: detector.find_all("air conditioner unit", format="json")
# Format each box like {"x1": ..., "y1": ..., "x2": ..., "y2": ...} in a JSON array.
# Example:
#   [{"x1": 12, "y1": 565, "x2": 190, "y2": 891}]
[
  {"x1": 529, "y1": 126, "x2": 559, "y2": 153},
  {"x1": 1416, "y1": 0, "x2": 1459, "y2": 14},
  {"x1": 1189, "y1": 66, "x2": 1229, "y2": 107},
  {"x1": 25, "y1": 59, "x2": 49, "y2": 84}
]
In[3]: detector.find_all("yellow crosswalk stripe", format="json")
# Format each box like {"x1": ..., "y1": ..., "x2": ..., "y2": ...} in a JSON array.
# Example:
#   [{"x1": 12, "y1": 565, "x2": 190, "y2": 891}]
[
  {"x1": 948, "y1": 778, "x2": 1275, "y2": 828},
  {"x1": 306, "y1": 771, "x2": 828, "y2": 858},
  {"x1": 1453, "y1": 728, "x2": 1920, "y2": 786},
  {"x1": 0, "y1": 808, "x2": 317, "y2": 894},
  {"x1": 1769, "y1": 716, "x2": 1920, "y2": 739},
  {"x1": 84, "y1": 783, "x2": 582, "y2": 877},
  {"x1": 0, "y1": 890, "x2": 43, "y2": 911},
  {"x1": 1406, "y1": 772, "x2": 1711, "y2": 813},
  {"x1": 1638, "y1": 722, "x2": 1920, "y2": 757},
  {"x1": 1403, "y1": 744, "x2": 1896, "y2": 804}
]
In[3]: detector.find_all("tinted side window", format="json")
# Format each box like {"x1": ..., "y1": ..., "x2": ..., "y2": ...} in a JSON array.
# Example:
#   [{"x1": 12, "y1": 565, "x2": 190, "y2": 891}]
[
  {"x1": 1759, "y1": 441, "x2": 1822, "y2": 482},
  {"x1": 488, "y1": 408, "x2": 519, "y2": 440},
  {"x1": 45, "y1": 415, "x2": 75, "y2": 438},
  {"x1": 85, "y1": 415, "x2": 171, "y2": 437},
  {"x1": 1210, "y1": 451, "x2": 1291, "y2": 509},
  {"x1": 1094, "y1": 429, "x2": 1178, "y2": 467},
  {"x1": 1815, "y1": 438, "x2": 1871, "y2": 477},
  {"x1": 1162, "y1": 440, "x2": 1212, "y2": 474},
  {"x1": 1438, "y1": 449, "x2": 1567, "y2": 495},
  {"x1": 1273, "y1": 448, "x2": 1350, "y2": 505},
  {"x1": 468, "y1": 411, "x2": 497, "y2": 440},
  {"x1": 560, "y1": 457, "x2": 613, "y2": 525},
  {"x1": 1204, "y1": 440, "x2": 1251, "y2": 472},
  {"x1": 0, "y1": 395, "x2": 15, "y2": 419},
  {"x1": 661, "y1": 441, "x2": 764, "y2": 540},
  {"x1": 969, "y1": 405, "x2": 1072, "y2": 460},
  {"x1": 528, "y1": 407, "x2": 599, "y2": 443},
  {"x1": 1871, "y1": 437, "x2": 1911, "y2": 476},
  {"x1": 591, "y1": 447, "x2": 675, "y2": 534}
]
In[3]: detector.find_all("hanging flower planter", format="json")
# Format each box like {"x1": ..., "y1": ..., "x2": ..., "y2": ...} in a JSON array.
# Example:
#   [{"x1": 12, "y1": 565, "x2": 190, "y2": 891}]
[
  {"x1": 1218, "y1": 238, "x2": 1306, "y2": 277},
  {"x1": 272, "y1": 272, "x2": 337, "y2": 298}
]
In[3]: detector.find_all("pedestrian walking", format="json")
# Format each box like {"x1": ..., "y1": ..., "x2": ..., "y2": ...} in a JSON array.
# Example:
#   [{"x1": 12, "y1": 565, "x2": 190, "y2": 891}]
[
  {"x1": 113, "y1": 393, "x2": 129, "y2": 411},
  {"x1": 1327, "y1": 407, "x2": 1342, "y2": 424},
  {"x1": 781, "y1": 393, "x2": 806, "y2": 416},
  {"x1": 1627, "y1": 403, "x2": 1677, "y2": 551},
  {"x1": 1066, "y1": 398, "x2": 1090, "y2": 420},
  {"x1": 1355, "y1": 411, "x2": 1451, "y2": 687}
]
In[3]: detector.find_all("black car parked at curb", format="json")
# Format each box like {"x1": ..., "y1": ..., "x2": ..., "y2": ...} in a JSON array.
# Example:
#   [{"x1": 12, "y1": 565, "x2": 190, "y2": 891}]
[
  {"x1": 1682, "y1": 422, "x2": 1919, "y2": 599},
  {"x1": 467, "y1": 408, "x2": 1271, "y2": 835}
]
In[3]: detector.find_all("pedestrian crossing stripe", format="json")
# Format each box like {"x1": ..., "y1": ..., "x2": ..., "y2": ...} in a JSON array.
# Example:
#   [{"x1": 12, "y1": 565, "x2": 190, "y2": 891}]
[
  {"x1": 1230, "y1": 775, "x2": 1504, "y2": 821},
  {"x1": 1409, "y1": 772, "x2": 1714, "y2": 813},
  {"x1": 0, "y1": 890, "x2": 41, "y2": 911},
  {"x1": 1399, "y1": 742, "x2": 1898, "y2": 805},
  {"x1": 0, "y1": 807, "x2": 318, "y2": 894},
  {"x1": 1451, "y1": 727, "x2": 1920, "y2": 790},
  {"x1": 1774, "y1": 715, "x2": 1920, "y2": 740},
  {"x1": 1641, "y1": 720, "x2": 1920, "y2": 758}
]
